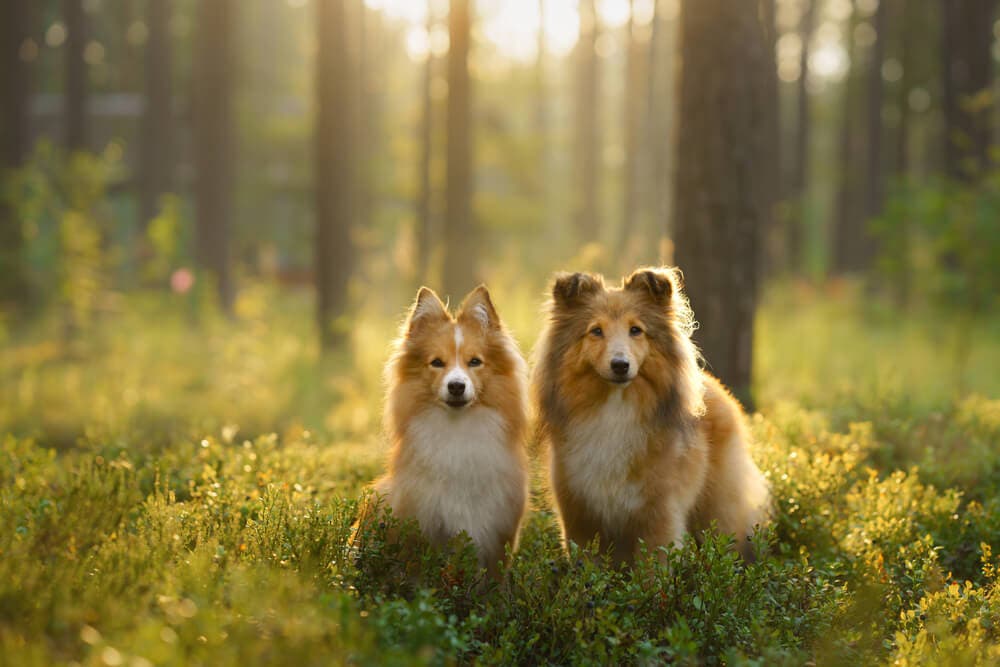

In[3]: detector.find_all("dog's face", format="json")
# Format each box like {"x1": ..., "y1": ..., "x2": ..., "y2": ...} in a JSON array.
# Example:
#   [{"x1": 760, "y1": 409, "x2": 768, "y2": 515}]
[
  {"x1": 551, "y1": 269, "x2": 676, "y2": 387},
  {"x1": 401, "y1": 285, "x2": 510, "y2": 410}
]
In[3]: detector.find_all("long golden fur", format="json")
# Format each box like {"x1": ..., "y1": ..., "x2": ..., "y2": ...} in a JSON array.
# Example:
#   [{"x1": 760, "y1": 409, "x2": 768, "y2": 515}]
[
  {"x1": 531, "y1": 267, "x2": 769, "y2": 564},
  {"x1": 359, "y1": 285, "x2": 530, "y2": 576}
]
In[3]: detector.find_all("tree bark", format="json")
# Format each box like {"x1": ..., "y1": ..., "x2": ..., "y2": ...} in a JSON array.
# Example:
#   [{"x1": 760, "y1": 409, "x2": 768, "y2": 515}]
[
  {"x1": 574, "y1": 0, "x2": 601, "y2": 245},
  {"x1": 0, "y1": 0, "x2": 32, "y2": 308},
  {"x1": 894, "y1": 0, "x2": 912, "y2": 179},
  {"x1": 788, "y1": 0, "x2": 816, "y2": 274},
  {"x1": 941, "y1": 0, "x2": 994, "y2": 181},
  {"x1": 536, "y1": 0, "x2": 550, "y2": 241},
  {"x1": 139, "y1": 0, "x2": 173, "y2": 228},
  {"x1": 315, "y1": 0, "x2": 355, "y2": 347},
  {"x1": 643, "y1": 0, "x2": 663, "y2": 241},
  {"x1": 619, "y1": 0, "x2": 641, "y2": 255},
  {"x1": 759, "y1": 0, "x2": 781, "y2": 278},
  {"x1": 193, "y1": 0, "x2": 235, "y2": 311},
  {"x1": 415, "y1": 8, "x2": 435, "y2": 284},
  {"x1": 864, "y1": 0, "x2": 887, "y2": 230},
  {"x1": 441, "y1": 0, "x2": 475, "y2": 300},
  {"x1": 63, "y1": 0, "x2": 88, "y2": 153},
  {"x1": 833, "y1": 0, "x2": 863, "y2": 273},
  {"x1": 672, "y1": 0, "x2": 772, "y2": 408}
]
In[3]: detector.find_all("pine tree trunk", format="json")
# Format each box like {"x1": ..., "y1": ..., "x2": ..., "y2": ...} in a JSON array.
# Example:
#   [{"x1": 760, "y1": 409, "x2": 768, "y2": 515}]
[
  {"x1": 315, "y1": 0, "x2": 354, "y2": 348},
  {"x1": 759, "y1": 0, "x2": 781, "y2": 278},
  {"x1": 941, "y1": 0, "x2": 994, "y2": 182},
  {"x1": 193, "y1": 0, "x2": 234, "y2": 311},
  {"x1": 863, "y1": 0, "x2": 887, "y2": 239},
  {"x1": 619, "y1": 0, "x2": 641, "y2": 256},
  {"x1": 672, "y1": 0, "x2": 772, "y2": 408},
  {"x1": 415, "y1": 9, "x2": 435, "y2": 285},
  {"x1": 64, "y1": 0, "x2": 88, "y2": 153},
  {"x1": 139, "y1": 0, "x2": 173, "y2": 228},
  {"x1": 0, "y1": 0, "x2": 32, "y2": 308},
  {"x1": 788, "y1": 0, "x2": 816, "y2": 274},
  {"x1": 894, "y1": 0, "x2": 912, "y2": 179},
  {"x1": 536, "y1": 0, "x2": 550, "y2": 240},
  {"x1": 574, "y1": 0, "x2": 601, "y2": 246},
  {"x1": 441, "y1": 0, "x2": 475, "y2": 300},
  {"x1": 833, "y1": 0, "x2": 862, "y2": 273},
  {"x1": 643, "y1": 0, "x2": 662, "y2": 242}
]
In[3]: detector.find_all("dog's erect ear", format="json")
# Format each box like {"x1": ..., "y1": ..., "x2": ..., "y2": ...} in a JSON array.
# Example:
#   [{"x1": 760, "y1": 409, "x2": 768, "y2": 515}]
[
  {"x1": 458, "y1": 284, "x2": 500, "y2": 330},
  {"x1": 551, "y1": 272, "x2": 603, "y2": 308},
  {"x1": 407, "y1": 286, "x2": 449, "y2": 332},
  {"x1": 624, "y1": 267, "x2": 675, "y2": 304}
]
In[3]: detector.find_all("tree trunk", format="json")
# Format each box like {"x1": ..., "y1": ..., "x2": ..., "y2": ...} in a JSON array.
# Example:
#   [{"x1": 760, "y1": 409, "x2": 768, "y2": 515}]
[
  {"x1": 536, "y1": 0, "x2": 550, "y2": 240},
  {"x1": 941, "y1": 0, "x2": 994, "y2": 182},
  {"x1": 574, "y1": 0, "x2": 601, "y2": 246},
  {"x1": 619, "y1": 0, "x2": 641, "y2": 256},
  {"x1": 759, "y1": 0, "x2": 781, "y2": 278},
  {"x1": 441, "y1": 0, "x2": 475, "y2": 300},
  {"x1": 64, "y1": 0, "x2": 88, "y2": 153},
  {"x1": 315, "y1": 0, "x2": 354, "y2": 348},
  {"x1": 833, "y1": 0, "x2": 863, "y2": 273},
  {"x1": 415, "y1": 9, "x2": 436, "y2": 285},
  {"x1": 193, "y1": 0, "x2": 234, "y2": 311},
  {"x1": 860, "y1": 0, "x2": 887, "y2": 268},
  {"x1": 643, "y1": 0, "x2": 663, "y2": 241},
  {"x1": 894, "y1": 0, "x2": 912, "y2": 179},
  {"x1": 0, "y1": 0, "x2": 32, "y2": 308},
  {"x1": 672, "y1": 0, "x2": 771, "y2": 408},
  {"x1": 139, "y1": 0, "x2": 173, "y2": 228},
  {"x1": 788, "y1": 0, "x2": 816, "y2": 274}
]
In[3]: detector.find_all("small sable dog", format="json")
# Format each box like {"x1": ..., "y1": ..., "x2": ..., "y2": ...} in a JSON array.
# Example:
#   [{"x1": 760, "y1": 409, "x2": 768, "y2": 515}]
[
  {"x1": 359, "y1": 285, "x2": 529, "y2": 576},
  {"x1": 532, "y1": 267, "x2": 769, "y2": 564}
]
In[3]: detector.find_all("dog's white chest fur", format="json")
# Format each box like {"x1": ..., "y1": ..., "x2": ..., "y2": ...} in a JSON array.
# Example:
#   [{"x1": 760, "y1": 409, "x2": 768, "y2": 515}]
[
  {"x1": 561, "y1": 389, "x2": 648, "y2": 528},
  {"x1": 391, "y1": 407, "x2": 523, "y2": 553}
]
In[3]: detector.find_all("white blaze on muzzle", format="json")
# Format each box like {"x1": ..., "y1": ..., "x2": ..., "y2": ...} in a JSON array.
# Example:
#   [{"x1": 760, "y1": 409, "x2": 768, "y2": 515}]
[{"x1": 440, "y1": 325, "x2": 475, "y2": 404}]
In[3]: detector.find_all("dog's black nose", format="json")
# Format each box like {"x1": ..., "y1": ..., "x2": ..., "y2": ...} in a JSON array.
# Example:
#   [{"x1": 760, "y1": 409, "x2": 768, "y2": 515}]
[
  {"x1": 610, "y1": 358, "x2": 630, "y2": 376},
  {"x1": 447, "y1": 381, "x2": 466, "y2": 397}
]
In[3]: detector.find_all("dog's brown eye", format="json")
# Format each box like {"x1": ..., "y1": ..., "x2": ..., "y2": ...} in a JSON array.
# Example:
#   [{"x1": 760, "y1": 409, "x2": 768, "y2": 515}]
[
  {"x1": 469, "y1": 357, "x2": 482, "y2": 367},
  {"x1": 629, "y1": 326, "x2": 643, "y2": 336},
  {"x1": 430, "y1": 358, "x2": 445, "y2": 368},
  {"x1": 590, "y1": 327, "x2": 603, "y2": 337}
]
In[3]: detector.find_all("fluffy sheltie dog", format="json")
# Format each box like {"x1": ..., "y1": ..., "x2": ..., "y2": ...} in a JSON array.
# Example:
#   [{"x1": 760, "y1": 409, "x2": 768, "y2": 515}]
[
  {"x1": 361, "y1": 285, "x2": 529, "y2": 575},
  {"x1": 532, "y1": 267, "x2": 769, "y2": 564}
]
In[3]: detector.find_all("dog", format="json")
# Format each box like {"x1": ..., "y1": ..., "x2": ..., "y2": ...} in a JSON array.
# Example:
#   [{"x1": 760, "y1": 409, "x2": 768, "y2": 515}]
[
  {"x1": 531, "y1": 267, "x2": 769, "y2": 564},
  {"x1": 358, "y1": 285, "x2": 530, "y2": 576}
]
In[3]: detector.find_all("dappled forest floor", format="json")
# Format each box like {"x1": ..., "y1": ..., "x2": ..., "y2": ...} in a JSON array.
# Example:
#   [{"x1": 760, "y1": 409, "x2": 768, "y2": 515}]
[{"x1": 2, "y1": 283, "x2": 999, "y2": 665}]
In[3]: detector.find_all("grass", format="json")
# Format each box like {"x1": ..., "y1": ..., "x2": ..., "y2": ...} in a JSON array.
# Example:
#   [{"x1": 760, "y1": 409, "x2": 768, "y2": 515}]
[{"x1": 1, "y1": 282, "x2": 999, "y2": 665}]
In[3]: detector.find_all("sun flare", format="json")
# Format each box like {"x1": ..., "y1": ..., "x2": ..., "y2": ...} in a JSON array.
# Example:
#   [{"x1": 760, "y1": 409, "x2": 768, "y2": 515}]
[{"x1": 366, "y1": 0, "x2": 655, "y2": 63}]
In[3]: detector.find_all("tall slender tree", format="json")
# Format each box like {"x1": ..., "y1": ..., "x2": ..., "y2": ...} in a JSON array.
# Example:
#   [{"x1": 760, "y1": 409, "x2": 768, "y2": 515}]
[
  {"x1": 63, "y1": 0, "x2": 88, "y2": 153},
  {"x1": 833, "y1": 0, "x2": 865, "y2": 273},
  {"x1": 643, "y1": 0, "x2": 663, "y2": 240},
  {"x1": 1, "y1": 0, "x2": 32, "y2": 308},
  {"x1": 864, "y1": 0, "x2": 888, "y2": 235},
  {"x1": 941, "y1": 0, "x2": 994, "y2": 181},
  {"x1": 315, "y1": 0, "x2": 355, "y2": 347},
  {"x1": 139, "y1": 0, "x2": 173, "y2": 228},
  {"x1": 415, "y1": 6, "x2": 437, "y2": 285},
  {"x1": 672, "y1": 0, "x2": 773, "y2": 407},
  {"x1": 536, "y1": 0, "x2": 550, "y2": 239},
  {"x1": 619, "y1": 0, "x2": 642, "y2": 256},
  {"x1": 441, "y1": 0, "x2": 475, "y2": 300},
  {"x1": 788, "y1": 0, "x2": 816, "y2": 273},
  {"x1": 193, "y1": 0, "x2": 235, "y2": 310},
  {"x1": 759, "y1": 0, "x2": 781, "y2": 277},
  {"x1": 894, "y1": 0, "x2": 913, "y2": 178},
  {"x1": 574, "y1": 0, "x2": 601, "y2": 246}
]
